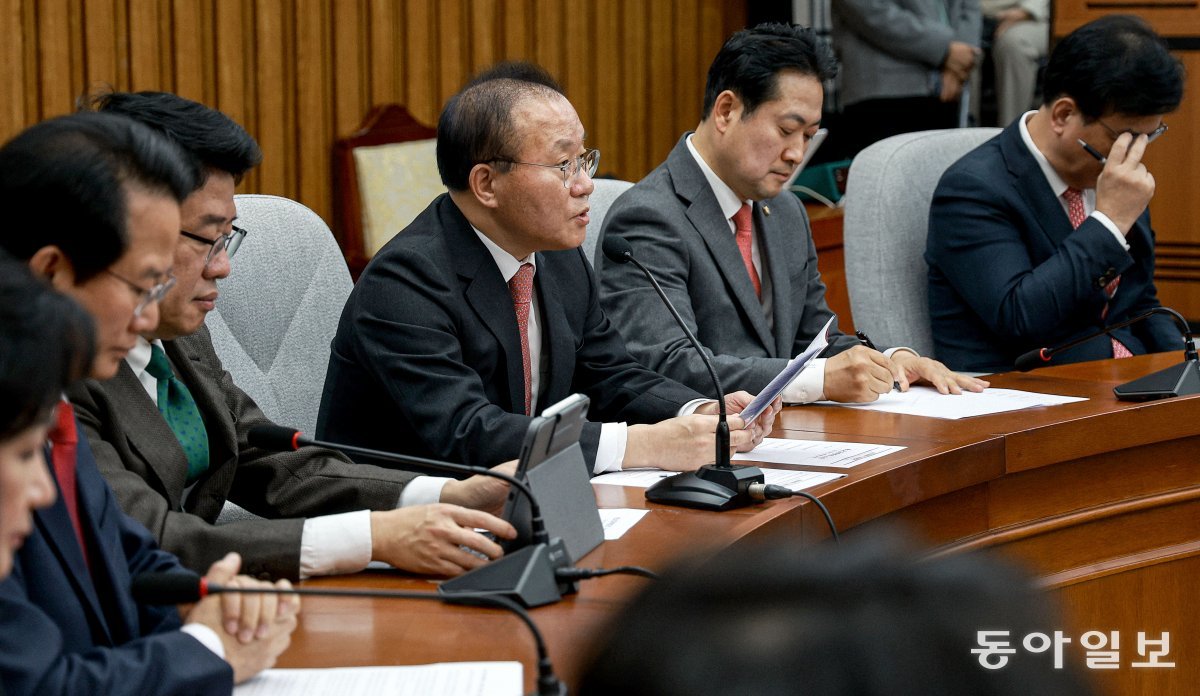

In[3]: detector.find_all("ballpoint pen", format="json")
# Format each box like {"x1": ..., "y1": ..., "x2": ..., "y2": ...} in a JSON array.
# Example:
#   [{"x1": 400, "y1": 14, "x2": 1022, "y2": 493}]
[
  {"x1": 1078, "y1": 138, "x2": 1107, "y2": 164},
  {"x1": 855, "y1": 330, "x2": 900, "y2": 391}
]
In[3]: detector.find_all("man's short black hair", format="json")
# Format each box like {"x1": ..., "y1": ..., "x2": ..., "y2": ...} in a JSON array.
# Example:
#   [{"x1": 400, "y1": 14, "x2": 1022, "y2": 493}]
[
  {"x1": 702, "y1": 22, "x2": 837, "y2": 120},
  {"x1": 0, "y1": 111, "x2": 198, "y2": 281},
  {"x1": 0, "y1": 254, "x2": 95, "y2": 441},
  {"x1": 437, "y1": 61, "x2": 565, "y2": 191},
  {"x1": 87, "y1": 90, "x2": 263, "y2": 185},
  {"x1": 1043, "y1": 15, "x2": 1184, "y2": 119},
  {"x1": 579, "y1": 531, "x2": 1095, "y2": 696}
]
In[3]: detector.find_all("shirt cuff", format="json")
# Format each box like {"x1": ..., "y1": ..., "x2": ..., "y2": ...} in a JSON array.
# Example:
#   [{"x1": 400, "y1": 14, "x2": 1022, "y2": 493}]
[
  {"x1": 782, "y1": 357, "x2": 827, "y2": 403},
  {"x1": 1091, "y1": 211, "x2": 1130, "y2": 251},
  {"x1": 299, "y1": 510, "x2": 373, "y2": 579},
  {"x1": 181, "y1": 623, "x2": 225, "y2": 660},
  {"x1": 883, "y1": 346, "x2": 918, "y2": 358},
  {"x1": 397, "y1": 476, "x2": 450, "y2": 507},
  {"x1": 595, "y1": 422, "x2": 627, "y2": 474},
  {"x1": 677, "y1": 398, "x2": 710, "y2": 416}
]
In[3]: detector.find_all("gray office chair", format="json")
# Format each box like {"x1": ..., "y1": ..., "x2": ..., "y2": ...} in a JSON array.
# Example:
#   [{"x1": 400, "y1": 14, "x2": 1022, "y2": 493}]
[
  {"x1": 584, "y1": 178, "x2": 634, "y2": 266},
  {"x1": 843, "y1": 128, "x2": 1001, "y2": 356}
]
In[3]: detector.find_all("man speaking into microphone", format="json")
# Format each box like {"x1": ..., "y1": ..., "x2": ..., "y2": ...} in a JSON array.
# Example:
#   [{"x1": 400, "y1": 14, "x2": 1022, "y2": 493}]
[{"x1": 926, "y1": 15, "x2": 1184, "y2": 373}]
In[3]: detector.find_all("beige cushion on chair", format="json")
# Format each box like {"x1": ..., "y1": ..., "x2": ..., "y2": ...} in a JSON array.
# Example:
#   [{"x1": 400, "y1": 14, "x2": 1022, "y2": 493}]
[{"x1": 352, "y1": 138, "x2": 445, "y2": 255}]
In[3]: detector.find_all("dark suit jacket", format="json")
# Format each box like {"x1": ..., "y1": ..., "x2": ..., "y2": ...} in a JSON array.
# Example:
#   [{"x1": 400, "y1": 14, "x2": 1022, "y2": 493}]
[
  {"x1": 68, "y1": 325, "x2": 418, "y2": 581},
  {"x1": 0, "y1": 428, "x2": 231, "y2": 695},
  {"x1": 598, "y1": 135, "x2": 857, "y2": 396},
  {"x1": 316, "y1": 194, "x2": 704, "y2": 469},
  {"x1": 926, "y1": 121, "x2": 1177, "y2": 372}
]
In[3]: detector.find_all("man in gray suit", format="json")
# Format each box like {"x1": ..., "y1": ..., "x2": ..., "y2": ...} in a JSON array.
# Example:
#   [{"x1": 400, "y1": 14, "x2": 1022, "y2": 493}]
[
  {"x1": 69, "y1": 91, "x2": 515, "y2": 581},
  {"x1": 600, "y1": 24, "x2": 986, "y2": 404}
]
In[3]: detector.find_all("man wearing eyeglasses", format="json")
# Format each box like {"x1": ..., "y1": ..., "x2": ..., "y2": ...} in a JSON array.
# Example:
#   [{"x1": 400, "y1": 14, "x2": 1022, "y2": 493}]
[
  {"x1": 68, "y1": 91, "x2": 517, "y2": 583},
  {"x1": 317, "y1": 62, "x2": 777, "y2": 476},
  {"x1": 926, "y1": 15, "x2": 1184, "y2": 372}
]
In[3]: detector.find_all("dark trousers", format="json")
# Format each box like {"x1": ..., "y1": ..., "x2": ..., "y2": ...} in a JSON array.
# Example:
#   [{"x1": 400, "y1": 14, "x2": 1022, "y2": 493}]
[{"x1": 840, "y1": 96, "x2": 960, "y2": 158}]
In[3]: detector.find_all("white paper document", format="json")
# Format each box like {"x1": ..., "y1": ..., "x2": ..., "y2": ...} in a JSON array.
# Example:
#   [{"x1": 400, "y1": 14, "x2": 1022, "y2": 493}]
[
  {"x1": 732, "y1": 437, "x2": 905, "y2": 469},
  {"x1": 598, "y1": 508, "x2": 650, "y2": 540},
  {"x1": 592, "y1": 468, "x2": 843, "y2": 490},
  {"x1": 740, "y1": 315, "x2": 836, "y2": 422},
  {"x1": 233, "y1": 661, "x2": 522, "y2": 696},
  {"x1": 817, "y1": 386, "x2": 1086, "y2": 420}
]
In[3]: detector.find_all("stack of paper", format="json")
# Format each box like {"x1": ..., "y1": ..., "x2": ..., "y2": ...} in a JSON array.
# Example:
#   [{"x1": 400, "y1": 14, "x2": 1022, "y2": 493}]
[
  {"x1": 233, "y1": 661, "x2": 522, "y2": 696},
  {"x1": 818, "y1": 386, "x2": 1086, "y2": 419}
]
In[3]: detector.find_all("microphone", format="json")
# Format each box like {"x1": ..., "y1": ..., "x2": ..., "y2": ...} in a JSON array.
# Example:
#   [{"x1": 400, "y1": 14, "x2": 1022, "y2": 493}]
[
  {"x1": 1013, "y1": 306, "x2": 1200, "y2": 401},
  {"x1": 602, "y1": 235, "x2": 764, "y2": 511},
  {"x1": 132, "y1": 572, "x2": 567, "y2": 696},
  {"x1": 247, "y1": 424, "x2": 575, "y2": 607}
]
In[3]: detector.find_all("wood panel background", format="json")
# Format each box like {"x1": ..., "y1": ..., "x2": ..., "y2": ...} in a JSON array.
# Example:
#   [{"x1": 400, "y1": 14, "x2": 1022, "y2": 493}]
[{"x1": 0, "y1": 0, "x2": 747, "y2": 230}]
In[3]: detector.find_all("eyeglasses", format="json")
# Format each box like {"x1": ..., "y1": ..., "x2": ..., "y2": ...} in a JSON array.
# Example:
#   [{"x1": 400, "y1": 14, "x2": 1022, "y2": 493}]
[
  {"x1": 179, "y1": 225, "x2": 248, "y2": 267},
  {"x1": 1096, "y1": 118, "x2": 1168, "y2": 144},
  {"x1": 490, "y1": 149, "x2": 601, "y2": 188},
  {"x1": 103, "y1": 269, "x2": 177, "y2": 318}
]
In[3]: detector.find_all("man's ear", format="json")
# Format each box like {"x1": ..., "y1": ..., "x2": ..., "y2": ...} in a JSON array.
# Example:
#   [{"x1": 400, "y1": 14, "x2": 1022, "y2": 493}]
[
  {"x1": 26, "y1": 246, "x2": 77, "y2": 290},
  {"x1": 469, "y1": 162, "x2": 502, "y2": 209},
  {"x1": 709, "y1": 90, "x2": 743, "y2": 134},
  {"x1": 1048, "y1": 97, "x2": 1078, "y2": 136}
]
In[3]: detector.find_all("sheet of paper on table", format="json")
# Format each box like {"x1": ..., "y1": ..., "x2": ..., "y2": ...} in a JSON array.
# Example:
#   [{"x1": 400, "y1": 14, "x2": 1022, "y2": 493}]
[
  {"x1": 739, "y1": 315, "x2": 836, "y2": 422},
  {"x1": 233, "y1": 661, "x2": 522, "y2": 696},
  {"x1": 732, "y1": 437, "x2": 905, "y2": 469},
  {"x1": 592, "y1": 467, "x2": 843, "y2": 490},
  {"x1": 816, "y1": 386, "x2": 1086, "y2": 419},
  {"x1": 598, "y1": 508, "x2": 650, "y2": 539}
]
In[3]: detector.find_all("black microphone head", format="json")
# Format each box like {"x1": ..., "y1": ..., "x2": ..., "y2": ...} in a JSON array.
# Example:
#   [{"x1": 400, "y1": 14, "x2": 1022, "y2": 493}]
[
  {"x1": 132, "y1": 571, "x2": 203, "y2": 604},
  {"x1": 601, "y1": 235, "x2": 633, "y2": 264},
  {"x1": 1014, "y1": 347, "x2": 1050, "y2": 372},
  {"x1": 248, "y1": 423, "x2": 302, "y2": 451}
]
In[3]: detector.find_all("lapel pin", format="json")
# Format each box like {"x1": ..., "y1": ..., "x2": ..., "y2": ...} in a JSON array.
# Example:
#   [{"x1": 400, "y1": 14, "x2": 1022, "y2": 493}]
[{"x1": 763, "y1": 205, "x2": 771, "y2": 216}]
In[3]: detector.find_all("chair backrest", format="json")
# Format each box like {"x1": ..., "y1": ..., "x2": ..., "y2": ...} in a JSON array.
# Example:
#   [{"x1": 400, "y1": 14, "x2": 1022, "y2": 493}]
[
  {"x1": 205, "y1": 194, "x2": 353, "y2": 434},
  {"x1": 585, "y1": 178, "x2": 634, "y2": 266},
  {"x1": 333, "y1": 104, "x2": 440, "y2": 278},
  {"x1": 843, "y1": 128, "x2": 1001, "y2": 356}
]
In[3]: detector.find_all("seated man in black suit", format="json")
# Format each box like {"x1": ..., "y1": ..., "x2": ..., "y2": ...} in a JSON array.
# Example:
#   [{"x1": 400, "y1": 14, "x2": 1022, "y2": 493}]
[
  {"x1": 0, "y1": 113, "x2": 296, "y2": 695},
  {"x1": 927, "y1": 15, "x2": 1184, "y2": 372},
  {"x1": 71, "y1": 91, "x2": 515, "y2": 582},
  {"x1": 318, "y1": 63, "x2": 777, "y2": 474}
]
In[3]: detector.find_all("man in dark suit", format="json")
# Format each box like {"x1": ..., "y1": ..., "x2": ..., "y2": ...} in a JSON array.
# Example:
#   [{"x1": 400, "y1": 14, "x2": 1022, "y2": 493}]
[
  {"x1": 318, "y1": 63, "x2": 774, "y2": 474},
  {"x1": 927, "y1": 16, "x2": 1184, "y2": 373},
  {"x1": 71, "y1": 92, "x2": 515, "y2": 582},
  {"x1": 601, "y1": 24, "x2": 984, "y2": 405},
  {"x1": 0, "y1": 113, "x2": 296, "y2": 694}
]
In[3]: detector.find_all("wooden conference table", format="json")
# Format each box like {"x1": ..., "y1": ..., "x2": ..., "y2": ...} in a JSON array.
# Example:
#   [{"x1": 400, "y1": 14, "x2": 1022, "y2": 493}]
[{"x1": 282, "y1": 353, "x2": 1200, "y2": 695}]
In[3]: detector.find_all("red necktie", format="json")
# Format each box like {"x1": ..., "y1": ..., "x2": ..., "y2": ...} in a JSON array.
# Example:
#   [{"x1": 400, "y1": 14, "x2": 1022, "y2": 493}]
[
  {"x1": 732, "y1": 203, "x2": 762, "y2": 300},
  {"x1": 48, "y1": 401, "x2": 89, "y2": 558},
  {"x1": 1063, "y1": 188, "x2": 1131, "y2": 358},
  {"x1": 509, "y1": 263, "x2": 535, "y2": 415}
]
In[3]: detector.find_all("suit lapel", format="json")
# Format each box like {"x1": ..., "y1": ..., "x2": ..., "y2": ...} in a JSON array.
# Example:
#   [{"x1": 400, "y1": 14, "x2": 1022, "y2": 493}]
[
  {"x1": 533, "y1": 258, "x2": 575, "y2": 412},
  {"x1": 668, "y1": 139, "x2": 775, "y2": 353},
  {"x1": 103, "y1": 362, "x2": 190, "y2": 508},
  {"x1": 1000, "y1": 123, "x2": 1077, "y2": 248},
  {"x1": 447, "y1": 201, "x2": 529, "y2": 415},
  {"x1": 165, "y1": 335, "x2": 238, "y2": 513},
  {"x1": 756, "y1": 202, "x2": 793, "y2": 358}
]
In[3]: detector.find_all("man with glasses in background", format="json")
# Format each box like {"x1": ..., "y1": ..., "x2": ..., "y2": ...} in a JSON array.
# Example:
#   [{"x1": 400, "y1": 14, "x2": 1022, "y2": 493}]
[
  {"x1": 317, "y1": 62, "x2": 777, "y2": 475},
  {"x1": 926, "y1": 15, "x2": 1183, "y2": 372},
  {"x1": 70, "y1": 92, "x2": 518, "y2": 583}
]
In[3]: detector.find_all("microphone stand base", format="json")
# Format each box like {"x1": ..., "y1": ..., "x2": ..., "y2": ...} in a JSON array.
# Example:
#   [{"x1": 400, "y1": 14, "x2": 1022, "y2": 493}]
[
  {"x1": 438, "y1": 537, "x2": 574, "y2": 608},
  {"x1": 1114, "y1": 359, "x2": 1200, "y2": 401},
  {"x1": 645, "y1": 464, "x2": 765, "y2": 512}
]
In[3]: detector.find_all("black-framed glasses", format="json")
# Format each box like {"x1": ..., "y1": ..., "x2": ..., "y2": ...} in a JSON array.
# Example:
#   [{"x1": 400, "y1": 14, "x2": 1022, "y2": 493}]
[
  {"x1": 179, "y1": 225, "x2": 248, "y2": 267},
  {"x1": 103, "y1": 269, "x2": 177, "y2": 318},
  {"x1": 1096, "y1": 118, "x2": 1168, "y2": 144},
  {"x1": 490, "y1": 148, "x2": 601, "y2": 188}
]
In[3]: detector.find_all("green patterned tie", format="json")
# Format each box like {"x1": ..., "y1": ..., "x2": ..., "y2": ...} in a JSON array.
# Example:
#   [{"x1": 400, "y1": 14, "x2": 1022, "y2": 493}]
[{"x1": 146, "y1": 344, "x2": 210, "y2": 484}]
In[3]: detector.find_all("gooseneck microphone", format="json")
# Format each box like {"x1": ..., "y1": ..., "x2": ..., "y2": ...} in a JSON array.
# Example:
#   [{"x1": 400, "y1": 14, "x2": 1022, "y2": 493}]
[
  {"x1": 1013, "y1": 306, "x2": 1200, "y2": 401},
  {"x1": 247, "y1": 424, "x2": 575, "y2": 607},
  {"x1": 132, "y1": 572, "x2": 567, "y2": 696},
  {"x1": 602, "y1": 235, "x2": 764, "y2": 511}
]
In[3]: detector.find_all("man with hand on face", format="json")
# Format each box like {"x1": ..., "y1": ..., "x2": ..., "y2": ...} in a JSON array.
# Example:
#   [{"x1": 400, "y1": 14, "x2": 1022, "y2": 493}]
[
  {"x1": 68, "y1": 91, "x2": 516, "y2": 582},
  {"x1": 0, "y1": 112, "x2": 297, "y2": 695},
  {"x1": 318, "y1": 63, "x2": 779, "y2": 477},
  {"x1": 926, "y1": 15, "x2": 1184, "y2": 372},
  {"x1": 600, "y1": 24, "x2": 986, "y2": 406}
]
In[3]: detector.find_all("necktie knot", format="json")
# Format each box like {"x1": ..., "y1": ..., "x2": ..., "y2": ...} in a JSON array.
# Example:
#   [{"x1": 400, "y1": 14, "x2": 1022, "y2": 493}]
[
  {"x1": 49, "y1": 401, "x2": 77, "y2": 447},
  {"x1": 509, "y1": 263, "x2": 535, "y2": 305},
  {"x1": 1063, "y1": 188, "x2": 1086, "y2": 229},
  {"x1": 732, "y1": 203, "x2": 753, "y2": 236},
  {"x1": 731, "y1": 203, "x2": 762, "y2": 300},
  {"x1": 146, "y1": 343, "x2": 174, "y2": 381}
]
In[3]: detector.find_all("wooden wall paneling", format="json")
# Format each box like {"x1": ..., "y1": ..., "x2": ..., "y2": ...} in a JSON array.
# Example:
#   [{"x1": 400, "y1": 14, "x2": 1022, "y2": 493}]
[
  {"x1": 592, "y1": 0, "x2": 621, "y2": 178},
  {"x1": 673, "y1": 0, "x2": 702, "y2": 136},
  {"x1": 1, "y1": 0, "x2": 27, "y2": 137},
  {"x1": 532, "y1": 0, "x2": 563, "y2": 81},
  {"x1": 170, "y1": 0, "x2": 207, "y2": 102},
  {"x1": 436, "y1": 0, "x2": 469, "y2": 112},
  {"x1": 330, "y1": 0, "x2": 365, "y2": 140},
  {"x1": 253, "y1": 0, "x2": 292, "y2": 198},
  {"x1": 37, "y1": 0, "x2": 74, "y2": 115},
  {"x1": 403, "y1": 0, "x2": 436, "y2": 126},
  {"x1": 502, "y1": 0, "x2": 532, "y2": 61},
  {"x1": 296, "y1": 0, "x2": 332, "y2": 221},
  {"x1": 213, "y1": 0, "x2": 251, "y2": 160},
  {"x1": 468, "y1": 0, "x2": 498, "y2": 73},
  {"x1": 619, "y1": 0, "x2": 648, "y2": 178},
  {"x1": 562, "y1": 0, "x2": 593, "y2": 134},
  {"x1": 127, "y1": 2, "x2": 162, "y2": 93},
  {"x1": 81, "y1": 0, "x2": 119, "y2": 92},
  {"x1": 647, "y1": 0, "x2": 674, "y2": 167},
  {"x1": 365, "y1": 0, "x2": 398, "y2": 110}
]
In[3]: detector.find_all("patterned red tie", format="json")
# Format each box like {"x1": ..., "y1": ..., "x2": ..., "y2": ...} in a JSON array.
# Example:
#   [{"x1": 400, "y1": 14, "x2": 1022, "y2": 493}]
[
  {"x1": 509, "y1": 263, "x2": 535, "y2": 415},
  {"x1": 1063, "y1": 188, "x2": 1131, "y2": 358},
  {"x1": 48, "y1": 401, "x2": 89, "y2": 559},
  {"x1": 732, "y1": 203, "x2": 762, "y2": 300}
]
